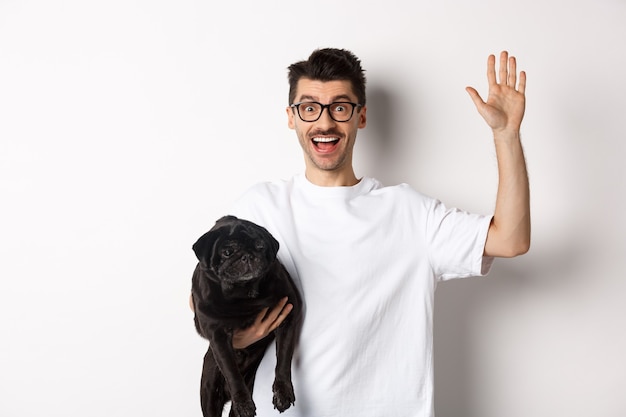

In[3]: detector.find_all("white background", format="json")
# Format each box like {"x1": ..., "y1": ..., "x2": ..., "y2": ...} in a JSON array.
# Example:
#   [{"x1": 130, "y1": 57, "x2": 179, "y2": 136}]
[{"x1": 1, "y1": 1, "x2": 625, "y2": 416}]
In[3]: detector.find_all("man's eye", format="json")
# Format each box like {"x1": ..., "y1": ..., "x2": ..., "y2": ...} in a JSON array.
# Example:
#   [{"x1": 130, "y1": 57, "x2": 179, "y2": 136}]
[
  {"x1": 334, "y1": 105, "x2": 347, "y2": 112},
  {"x1": 304, "y1": 105, "x2": 316, "y2": 112}
]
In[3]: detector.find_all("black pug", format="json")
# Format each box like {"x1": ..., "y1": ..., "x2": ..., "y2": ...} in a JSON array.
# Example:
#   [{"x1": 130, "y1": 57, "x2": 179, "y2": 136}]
[{"x1": 190, "y1": 215, "x2": 303, "y2": 417}]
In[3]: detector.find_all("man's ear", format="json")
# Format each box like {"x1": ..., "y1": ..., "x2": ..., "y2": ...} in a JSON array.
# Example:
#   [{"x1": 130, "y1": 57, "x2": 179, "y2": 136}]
[
  {"x1": 358, "y1": 105, "x2": 367, "y2": 129},
  {"x1": 287, "y1": 106, "x2": 296, "y2": 130}
]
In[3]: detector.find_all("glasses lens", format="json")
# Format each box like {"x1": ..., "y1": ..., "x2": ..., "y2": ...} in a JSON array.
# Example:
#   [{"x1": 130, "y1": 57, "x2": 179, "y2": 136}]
[
  {"x1": 297, "y1": 102, "x2": 322, "y2": 121},
  {"x1": 295, "y1": 102, "x2": 357, "y2": 122},
  {"x1": 329, "y1": 103, "x2": 354, "y2": 122}
]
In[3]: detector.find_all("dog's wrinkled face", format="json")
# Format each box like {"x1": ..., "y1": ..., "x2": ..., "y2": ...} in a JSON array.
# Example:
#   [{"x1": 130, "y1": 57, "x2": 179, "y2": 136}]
[{"x1": 193, "y1": 216, "x2": 279, "y2": 289}]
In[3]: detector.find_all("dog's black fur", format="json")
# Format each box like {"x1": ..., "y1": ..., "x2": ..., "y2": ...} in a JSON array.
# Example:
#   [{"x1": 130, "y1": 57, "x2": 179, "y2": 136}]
[{"x1": 191, "y1": 215, "x2": 302, "y2": 417}]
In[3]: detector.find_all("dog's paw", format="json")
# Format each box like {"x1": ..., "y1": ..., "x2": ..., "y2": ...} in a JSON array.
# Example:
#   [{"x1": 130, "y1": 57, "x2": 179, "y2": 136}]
[
  {"x1": 272, "y1": 379, "x2": 295, "y2": 412},
  {"x1": 231, "y1": 396, "x2": 256, "y2": 417}
]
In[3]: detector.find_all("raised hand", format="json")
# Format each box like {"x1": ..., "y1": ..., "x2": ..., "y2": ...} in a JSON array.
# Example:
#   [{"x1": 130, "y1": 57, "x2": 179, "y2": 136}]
[{"x1": 466, "y1": 51, "x2": 526, "y2": 133}]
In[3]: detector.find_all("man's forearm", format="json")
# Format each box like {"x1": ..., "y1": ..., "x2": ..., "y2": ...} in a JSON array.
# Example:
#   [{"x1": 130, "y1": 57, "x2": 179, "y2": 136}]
[{"x1": 484, "y1": 129, "x2": 531, "y2": 258}]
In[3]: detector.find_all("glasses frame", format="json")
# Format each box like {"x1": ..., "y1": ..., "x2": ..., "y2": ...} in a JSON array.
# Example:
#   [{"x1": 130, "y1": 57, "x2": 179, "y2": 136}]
[{"x1": 290, "y1": 101, "x2": 363, "y2": 123}]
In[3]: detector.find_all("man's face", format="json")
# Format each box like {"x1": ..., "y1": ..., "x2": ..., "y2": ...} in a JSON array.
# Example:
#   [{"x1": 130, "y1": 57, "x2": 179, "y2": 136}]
[{"x1": 287, "y1": 78, "x2": 366, "y2": 184}]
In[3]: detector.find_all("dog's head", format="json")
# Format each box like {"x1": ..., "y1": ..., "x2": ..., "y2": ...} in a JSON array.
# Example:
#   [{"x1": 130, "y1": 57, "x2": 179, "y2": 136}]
[{"x1": 193, "y1": 216, "x2": 279, "y2": 290}]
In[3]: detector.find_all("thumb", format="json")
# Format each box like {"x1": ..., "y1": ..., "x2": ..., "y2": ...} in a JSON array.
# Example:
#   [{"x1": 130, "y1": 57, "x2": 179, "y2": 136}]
[{"x1": 465, "y1": 86, "x2": 484, "y2": 109}]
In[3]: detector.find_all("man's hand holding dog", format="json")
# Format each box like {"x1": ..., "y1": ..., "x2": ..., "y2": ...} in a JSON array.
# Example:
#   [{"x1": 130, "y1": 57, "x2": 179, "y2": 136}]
[{"x1": 189, "y1": 295, "x2": 293, "y2": 349}]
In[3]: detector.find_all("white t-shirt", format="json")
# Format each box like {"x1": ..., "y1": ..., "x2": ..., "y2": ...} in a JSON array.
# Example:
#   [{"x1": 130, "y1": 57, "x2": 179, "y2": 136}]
[{"x1": 230, "y1": 174, "x2": 493, "y2": 417}]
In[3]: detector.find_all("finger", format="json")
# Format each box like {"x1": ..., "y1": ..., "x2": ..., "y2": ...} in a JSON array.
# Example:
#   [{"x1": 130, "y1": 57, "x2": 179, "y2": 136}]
[
  {"x1": 255, "y1": 307, "x2": 271, "y2": 324},
  {"x1": 268, "y1": 303, "x2": 293, "y2": 332},
  {"x1": 518, "y1": 70, "x2": 527, "y2": 95},
  {"x1": 508, "y1": 56, "x2": 517, "y2": 88},
  {"x1": 499, "y1": 51, "x2": 508, "y2": 85},
  {"x1": 465, "y1": 86, "x2": 485, "y2": 108},
  {"x1": 486, "y1": 54, "x2": 497, "y2": 86},
  {"x1": 261, "y1": 297, "x2": 289, "y2": 323}
]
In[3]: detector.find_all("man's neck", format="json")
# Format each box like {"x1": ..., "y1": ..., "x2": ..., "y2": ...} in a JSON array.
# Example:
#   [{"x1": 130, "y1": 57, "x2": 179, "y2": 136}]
[{"x1": 304, "y1": 169, "x2": 359, "y2": 187}]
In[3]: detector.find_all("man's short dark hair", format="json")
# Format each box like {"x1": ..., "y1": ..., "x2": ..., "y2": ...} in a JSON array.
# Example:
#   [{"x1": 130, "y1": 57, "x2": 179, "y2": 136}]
[{"x1": 287, "y1": 48, "x2": 367, "y2": 106}]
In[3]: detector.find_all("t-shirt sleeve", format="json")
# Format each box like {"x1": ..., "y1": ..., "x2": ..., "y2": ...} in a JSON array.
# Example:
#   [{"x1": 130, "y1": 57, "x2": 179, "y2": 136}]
[
  {"x1": 425, "y1": 198, "x2": 494, "y2": 281},
  {"x1": 227, "y1": 182, "x2": 287, "y2": 249},
  {"x1": 228, "y1": 183, "x2": 268, "y2": 225}
]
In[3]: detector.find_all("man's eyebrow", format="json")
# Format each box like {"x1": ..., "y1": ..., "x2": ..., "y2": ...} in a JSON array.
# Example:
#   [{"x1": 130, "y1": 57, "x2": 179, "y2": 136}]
[{"x1": 297, "y1": 94, "x2": 355, "y2": 103}]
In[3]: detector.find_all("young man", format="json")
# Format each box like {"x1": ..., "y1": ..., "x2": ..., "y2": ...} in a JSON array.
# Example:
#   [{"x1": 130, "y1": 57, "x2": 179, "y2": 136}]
[{"x1": 220, "y1": 48, "x2": 529, "y2": 416}]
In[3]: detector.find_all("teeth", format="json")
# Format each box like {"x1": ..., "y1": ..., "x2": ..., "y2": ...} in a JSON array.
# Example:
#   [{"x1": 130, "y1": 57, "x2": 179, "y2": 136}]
[{"x1": 313, "y1": 137, "x2": 339, "y2": 143}]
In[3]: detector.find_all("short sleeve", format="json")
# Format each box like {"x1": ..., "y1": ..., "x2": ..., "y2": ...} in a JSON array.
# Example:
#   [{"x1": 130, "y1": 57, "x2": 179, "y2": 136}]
[{"x1": 425, "y1": 199, "x2": 494, "y2": 281}]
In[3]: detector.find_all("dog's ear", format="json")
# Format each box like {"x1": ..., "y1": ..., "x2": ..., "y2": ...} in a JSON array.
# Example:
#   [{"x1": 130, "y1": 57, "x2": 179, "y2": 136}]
[
  {"x1": 192, "y1": 229, "x2": 220, "y2": 262},
  {"x1": 192, "y1": 216, "x2": 237, "y2": 261},
  {"x1": 251, "y1": 222, "x2": 279, "y2": 257},
  {"x1": 267, "y1": 231, "x2": 279, "y2": 257}
]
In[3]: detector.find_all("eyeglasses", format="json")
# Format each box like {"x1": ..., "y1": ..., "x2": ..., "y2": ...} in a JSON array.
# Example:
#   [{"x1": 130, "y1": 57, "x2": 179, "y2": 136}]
[{"x1": 290, "y1": 101, "x2": 363, "y2": 122}]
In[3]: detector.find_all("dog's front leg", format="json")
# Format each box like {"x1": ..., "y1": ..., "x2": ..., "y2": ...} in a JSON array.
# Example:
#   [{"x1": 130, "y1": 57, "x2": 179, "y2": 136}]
[
  {"x1": 210, "y1": 329, "x2": 256, "y2": 417},
  {"x1": 200, "y1": 349, "x2": 227, "y2": 417},
  {"x1": 272, "y1": 325, "x2": 297, "y2": 412}
]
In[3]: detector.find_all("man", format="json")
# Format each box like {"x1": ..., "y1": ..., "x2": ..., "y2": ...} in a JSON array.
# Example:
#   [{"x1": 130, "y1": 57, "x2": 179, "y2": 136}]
[{"x1": 205, "y1": 48, "x2": 529, "y2": 416}]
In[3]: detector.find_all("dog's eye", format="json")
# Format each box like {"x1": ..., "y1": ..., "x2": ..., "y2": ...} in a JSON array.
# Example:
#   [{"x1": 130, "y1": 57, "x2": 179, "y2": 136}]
[
  {"x1": 221, "y1": 247, "x2": 235, "y2": 258},
  {"x1": 255, "y1": 240, "x2": 265, "y2": 251}
]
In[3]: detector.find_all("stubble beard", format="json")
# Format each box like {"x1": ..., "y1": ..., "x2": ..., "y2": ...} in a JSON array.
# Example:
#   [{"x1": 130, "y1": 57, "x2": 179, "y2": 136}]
[{"x1": 298, "y1": 131, "x2": 353, "y2": 174}]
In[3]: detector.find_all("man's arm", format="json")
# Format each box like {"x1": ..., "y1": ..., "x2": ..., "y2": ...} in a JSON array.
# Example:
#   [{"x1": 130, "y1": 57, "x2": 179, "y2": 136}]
[{"x1": 466, "y1": 51, "x2": 530, "y2": 258}]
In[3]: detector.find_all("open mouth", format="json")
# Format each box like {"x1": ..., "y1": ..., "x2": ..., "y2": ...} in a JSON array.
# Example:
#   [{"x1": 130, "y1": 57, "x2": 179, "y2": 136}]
[{"x1": 312, "y1": 136, "x2": 340, "y2": 152}]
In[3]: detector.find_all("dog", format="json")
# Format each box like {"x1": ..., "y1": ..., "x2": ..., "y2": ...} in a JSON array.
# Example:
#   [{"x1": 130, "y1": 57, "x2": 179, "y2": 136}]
[{"x1": 190, "y1": 215, "x2": 302, "y2": 417}]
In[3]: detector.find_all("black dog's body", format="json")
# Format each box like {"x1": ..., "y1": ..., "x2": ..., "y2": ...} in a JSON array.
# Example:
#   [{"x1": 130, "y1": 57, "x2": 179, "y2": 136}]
[{"x1": 191, "y1": 215, "x2": 302, "y2": 417}]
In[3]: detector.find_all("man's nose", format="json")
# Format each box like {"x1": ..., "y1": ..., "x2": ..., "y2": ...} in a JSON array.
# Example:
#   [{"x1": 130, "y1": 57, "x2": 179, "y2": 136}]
[{"x1": 316, "y1": 107, "x2": 337, "y2": 127}]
